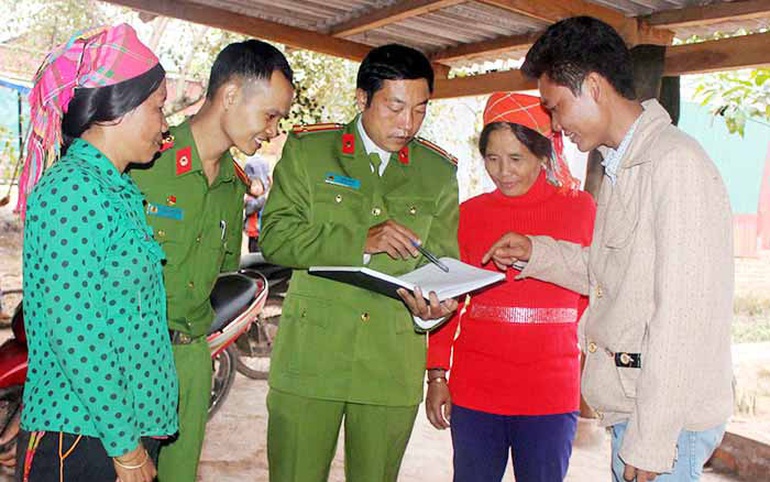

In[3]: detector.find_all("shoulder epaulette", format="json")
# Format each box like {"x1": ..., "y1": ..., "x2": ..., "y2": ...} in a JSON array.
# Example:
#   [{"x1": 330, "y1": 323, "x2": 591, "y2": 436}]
[
  {"x1": 292, "y1": 123, "x2": 345, "y2": 136},
  {"x1": 415, "y1": 137, "x2": 458, "y2": 166},
  {"x1": 232, "y1": 160, "x2": 251, "y2": 188}
]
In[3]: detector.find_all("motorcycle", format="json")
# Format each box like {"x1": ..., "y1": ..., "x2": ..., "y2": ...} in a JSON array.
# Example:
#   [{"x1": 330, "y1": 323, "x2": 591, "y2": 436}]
[
  {"x1": 0, "y1": 269, "x2": 268, "y2": 464},
  {"x1": 234, "y1": 252, "x2": 291, "y2": 380},
  {"x1": 205, "y1": 270, "x2": 269, "y2": 417}
]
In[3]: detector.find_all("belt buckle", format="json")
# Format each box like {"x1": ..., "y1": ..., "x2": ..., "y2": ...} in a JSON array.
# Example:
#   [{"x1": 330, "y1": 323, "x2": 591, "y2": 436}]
[{"x1": 614, "y1": 352, "x2": 642, "y2": 368}]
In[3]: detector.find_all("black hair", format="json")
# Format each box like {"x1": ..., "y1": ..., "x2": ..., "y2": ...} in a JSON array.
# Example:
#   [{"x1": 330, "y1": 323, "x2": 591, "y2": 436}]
[
  {"x1": 521, "y1": 16, "x2": 636, "y2": 100},
  {"x1": 206, "y1": 39, "x2": 293, "y2": 100},
  {"x1": 356, "y1": 44, "x2": 434, "y2": 107},
  {"x1": 479, "y1": 122, "x2": 552, "y2": 160},
  {"x1": 61, "y1": 62, "x2": 165, "y2": 149}
]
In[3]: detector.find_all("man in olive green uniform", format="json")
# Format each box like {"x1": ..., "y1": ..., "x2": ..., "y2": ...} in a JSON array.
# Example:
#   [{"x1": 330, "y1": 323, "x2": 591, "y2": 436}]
[
  {"x1": 130, "y1": 40, "x2": 294, "y2": 482},
  {"x1": 260, "y1": 44, "x2": 459, "y2": 482}
]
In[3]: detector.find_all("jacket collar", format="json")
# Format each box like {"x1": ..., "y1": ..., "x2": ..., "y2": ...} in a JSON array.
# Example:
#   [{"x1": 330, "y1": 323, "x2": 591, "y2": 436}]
[
  {"x1": 172, "y1": 119, "x2": 235, "y2": 185},
  {"x1": 340, "y1": 116, "x2": 410, "y2": 192},
  {"x1": 598, "y1": 99, "x2": 672, "y2": 170}
]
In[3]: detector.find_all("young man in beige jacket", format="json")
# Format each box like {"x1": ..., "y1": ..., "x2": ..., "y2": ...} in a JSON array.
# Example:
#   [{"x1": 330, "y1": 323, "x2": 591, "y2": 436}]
[{"x1": 483, "y1": 16, "x2": 734, "y2": 482}]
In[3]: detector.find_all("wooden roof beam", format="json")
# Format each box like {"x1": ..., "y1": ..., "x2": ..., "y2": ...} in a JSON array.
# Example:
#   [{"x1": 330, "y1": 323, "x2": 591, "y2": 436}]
[
  {"x1": 103, "y1": 0, "x2": 374, "y2": 61},
  {"x1": 644, "y1": 0, "x2": 770, "y2": 29},
  {"x1": 328, "y1": 0, "x2": 464, "y2": 37},
  {"x1": 433, "y1": 69, "x2": 535, "y2": 99},
  {"x1": 104, "y1": 0, "x2": 452, "y2": 79},
  {"x1": 434, "y1": 31, "x2": 770, "y2": 99},
  {"x1": 431, "y1": 25, "x2": 671, "y2": 65},
  {"x1": 475, "y1": 0, "x2": 674, "y2": 45},
  {"x1": 430, "y1": 32, "x2": 540, "y2": 63},
  {"x1": 663, "y1": 30, "x2": 770, "y2": 76}
]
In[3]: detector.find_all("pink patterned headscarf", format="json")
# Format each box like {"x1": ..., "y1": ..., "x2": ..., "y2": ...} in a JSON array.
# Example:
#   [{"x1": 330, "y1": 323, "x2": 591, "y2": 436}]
[
  {"x1": 17, "y1": 23, "x2": 160, "y2": 217},
  {"x1": 483, "y1": 92, "x2": 580, "y2": 194}
]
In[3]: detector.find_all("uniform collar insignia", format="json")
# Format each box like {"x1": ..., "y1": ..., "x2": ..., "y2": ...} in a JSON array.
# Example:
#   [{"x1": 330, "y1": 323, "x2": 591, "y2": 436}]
[
  {"x1": 398, "y1": 146, "x2": 409, "y2": 165},
  {"x1": 175, "y1": 146, "x2": 192, "y2": 176},
  {"x1": 342, "y1": 133, "x2": 355, "y2": 155}
]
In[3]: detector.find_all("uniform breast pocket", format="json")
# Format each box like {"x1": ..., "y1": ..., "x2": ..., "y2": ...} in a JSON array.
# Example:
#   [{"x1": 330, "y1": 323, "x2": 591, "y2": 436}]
[
  {"x1": 384, "y1": 196, "x2": 435, "y2": 238},
  {"x1": 311, "y1": 183, "x2": 365, "y2": 223},
  {"x1": 201, "y1": 226, "x2": 227, "y2": 269},
  {"x1": 146, "y1": 214, "x2": 183, "y2": 247}
]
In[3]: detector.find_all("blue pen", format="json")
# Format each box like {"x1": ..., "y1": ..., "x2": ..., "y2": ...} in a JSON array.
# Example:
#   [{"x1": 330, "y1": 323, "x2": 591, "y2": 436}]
[{"x1": 411, "y1": 240, "x2": 449, "y2": 273}]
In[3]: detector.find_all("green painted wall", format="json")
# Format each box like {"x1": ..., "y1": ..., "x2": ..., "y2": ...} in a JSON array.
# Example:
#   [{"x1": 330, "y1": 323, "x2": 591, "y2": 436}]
[{"x1": 678, "y1": 102, "x2": 769, "y2": 215}]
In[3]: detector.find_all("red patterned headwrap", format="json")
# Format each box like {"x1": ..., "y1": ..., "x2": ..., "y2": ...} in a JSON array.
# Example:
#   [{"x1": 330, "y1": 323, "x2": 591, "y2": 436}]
[
  {"x1": 17, "y1": 23, "x2": 160, "y2": 217},
  {"x1": 483, "y1": 92, "x2": 579, "y2": 193}
]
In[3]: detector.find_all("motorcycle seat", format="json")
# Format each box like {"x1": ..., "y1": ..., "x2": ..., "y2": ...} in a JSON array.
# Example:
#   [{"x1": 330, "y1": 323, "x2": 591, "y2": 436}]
[{"x1": 209, "y1": 273, "x2": 258, "y2": 334}]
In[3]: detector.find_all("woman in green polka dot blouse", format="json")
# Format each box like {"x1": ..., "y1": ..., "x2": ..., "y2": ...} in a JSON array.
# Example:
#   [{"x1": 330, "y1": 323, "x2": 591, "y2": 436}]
[{"x1": 17, "y1": 25, "x2": 178, "y2": 482}]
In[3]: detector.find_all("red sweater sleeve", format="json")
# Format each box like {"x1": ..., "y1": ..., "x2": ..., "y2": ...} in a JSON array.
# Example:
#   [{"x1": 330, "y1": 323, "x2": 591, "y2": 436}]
[{"x1": 426, "y1": 304, "x2": 461, "y2": 369}]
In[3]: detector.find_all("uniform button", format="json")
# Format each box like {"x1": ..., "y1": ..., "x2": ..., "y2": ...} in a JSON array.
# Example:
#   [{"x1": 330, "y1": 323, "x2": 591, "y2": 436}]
[
  {"x1": 588, "y1": 341, "x2": 597, "y2": 353},
  {"x1": 371, "y1": 207, "x2": 382, "y2": 216},
  {"x1": 157, "y1": 230, "x2": 166, "y2": 238},
  {"x1": 335, "y1": 194, "x2": 343, "y2": 203},
  {"x1": 408, "y1": 206, "x2": 417, "y2": 215},
  {"x1": 196, "y1": 235, "x2": 202, "y2": 243},
  {"x1": 187, "y1": 281, "x2": 195, "y2": 289},
  {"x1": 596, "y1": 285, "x2": 604, "y2": 298},
  {"x1": 360, "y1": 312, "x2": 370, "y2": 322},
  {"x1": 300, "y1": 310, "x2": 307, "y2": 318},
  {"x1": 596, "y1": 410, "x2": 604, "y2": 420}
]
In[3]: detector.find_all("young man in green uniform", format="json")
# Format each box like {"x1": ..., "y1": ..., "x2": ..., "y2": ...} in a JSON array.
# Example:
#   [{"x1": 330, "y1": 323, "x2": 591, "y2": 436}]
[
  {"x1": 130, "y1": 40, "x2": 294, "y2": 482},
  {"x1": 260, "y1": 44, "x2": 459, "y2": 482}
]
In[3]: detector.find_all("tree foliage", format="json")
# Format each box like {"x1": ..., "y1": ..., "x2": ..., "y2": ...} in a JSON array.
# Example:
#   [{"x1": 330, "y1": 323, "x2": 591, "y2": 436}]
[
  {"x1": 683, "y1": 30, "x2": 770, "y2": 137},
  {"x1": 693, "y1": 68, "x2": 770, "y2": 137}
]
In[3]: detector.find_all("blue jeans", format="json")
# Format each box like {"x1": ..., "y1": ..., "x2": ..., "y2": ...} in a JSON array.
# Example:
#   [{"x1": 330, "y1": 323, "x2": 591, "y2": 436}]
[
  {"x1": 611, "y1": 422, "x2": 725, "y2": 482},
  {"x1": 451, "y1": 405, "x2": 578, "y2": 482}
]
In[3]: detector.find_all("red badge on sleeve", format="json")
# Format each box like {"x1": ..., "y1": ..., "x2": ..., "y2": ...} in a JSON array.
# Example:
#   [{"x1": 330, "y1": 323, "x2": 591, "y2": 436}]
[
  {"x1": 176, "y1": 147, "x2": 192, "y2": 176},
  {"x1": 342, "y1": 134, "x2": 355, "y2": 155},
  {"x1": 398, "y1": 146, "x2": 409, "y2": 165}
]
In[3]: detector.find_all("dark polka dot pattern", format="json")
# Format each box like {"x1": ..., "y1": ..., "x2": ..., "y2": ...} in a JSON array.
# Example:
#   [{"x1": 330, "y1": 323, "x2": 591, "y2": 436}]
[{"x1": 21, "y1": 139, "x2": 179, "y2": 457}]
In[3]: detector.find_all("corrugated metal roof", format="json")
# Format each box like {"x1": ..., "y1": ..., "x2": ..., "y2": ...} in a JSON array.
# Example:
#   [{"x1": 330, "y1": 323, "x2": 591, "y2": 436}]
[{"x1": 188, "y1": 0, "x2": 768, "y2": 68}]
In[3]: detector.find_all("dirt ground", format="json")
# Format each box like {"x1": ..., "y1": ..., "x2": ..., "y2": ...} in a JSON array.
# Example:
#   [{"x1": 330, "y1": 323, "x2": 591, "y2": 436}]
[{"x1": 197, "y1": 375, "x2": 738, "y2": 482}]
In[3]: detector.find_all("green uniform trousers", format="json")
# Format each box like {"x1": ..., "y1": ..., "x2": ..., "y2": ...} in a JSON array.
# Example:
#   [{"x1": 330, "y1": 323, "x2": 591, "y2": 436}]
[
  {"x1": 158, "y1": 338, "x2": 212, "y2": 482},
  {"x1": 267, "y1": 389, "x2": 418, "y2": 482}
]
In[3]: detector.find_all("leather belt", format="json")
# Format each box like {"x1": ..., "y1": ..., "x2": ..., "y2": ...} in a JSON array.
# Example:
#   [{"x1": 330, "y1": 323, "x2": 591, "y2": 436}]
[
  {"x1": 168, "y1": 330, "x2": 200, "y2": 345},
  {"x1": 614, "y1": 352, "x2": 642, "y2": 368}
]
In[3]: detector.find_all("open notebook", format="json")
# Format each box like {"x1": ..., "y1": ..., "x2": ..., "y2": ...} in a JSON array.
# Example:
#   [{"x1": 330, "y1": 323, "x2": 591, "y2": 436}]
[{"x1": 308, "y1": 258, "x2": 505, "y2": 302}]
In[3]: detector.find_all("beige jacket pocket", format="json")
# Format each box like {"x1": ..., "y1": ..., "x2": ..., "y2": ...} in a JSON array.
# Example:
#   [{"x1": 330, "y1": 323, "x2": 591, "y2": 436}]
[{"x1": 616, "y1": 365, "x2": 642, "y2": 399}]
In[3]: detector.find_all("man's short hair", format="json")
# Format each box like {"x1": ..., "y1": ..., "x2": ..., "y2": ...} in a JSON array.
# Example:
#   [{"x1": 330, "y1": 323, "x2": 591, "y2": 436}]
[
  {"x1": 206, "y1": 39, "x2": 294, "y2": 100},
  {"x1": 521, "y1": 16, "x2": 636, "y2": 100},
  {"x1": 356, "y1": 44, "x2": 434, "y2": 107}
]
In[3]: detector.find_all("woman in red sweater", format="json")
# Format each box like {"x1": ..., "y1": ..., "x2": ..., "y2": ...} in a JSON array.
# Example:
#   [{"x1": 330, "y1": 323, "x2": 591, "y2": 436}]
[{"x1": 425, "y1": 93, "x2": 595, "y2": 482}]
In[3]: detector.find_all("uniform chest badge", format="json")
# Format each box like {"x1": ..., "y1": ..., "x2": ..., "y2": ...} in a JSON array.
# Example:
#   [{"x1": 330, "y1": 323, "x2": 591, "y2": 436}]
[
  {"x1": 176, "y1": 146, "x2": 192, "y2": 176},
  {"x1": 147, "y1": 202, "x2": 184, "y2": 221},
  {"x1": 324, "y1": 172, "x2": 361, "y2": 190},
  {"x1": 167, "y1": 195, "x2": 177, "y2": 206}
]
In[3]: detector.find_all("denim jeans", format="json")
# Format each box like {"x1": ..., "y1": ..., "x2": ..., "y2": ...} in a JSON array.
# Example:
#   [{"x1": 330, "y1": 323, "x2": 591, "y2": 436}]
[{"x1": 611, "y1": 421, "x2": 725, "y2": 482}]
